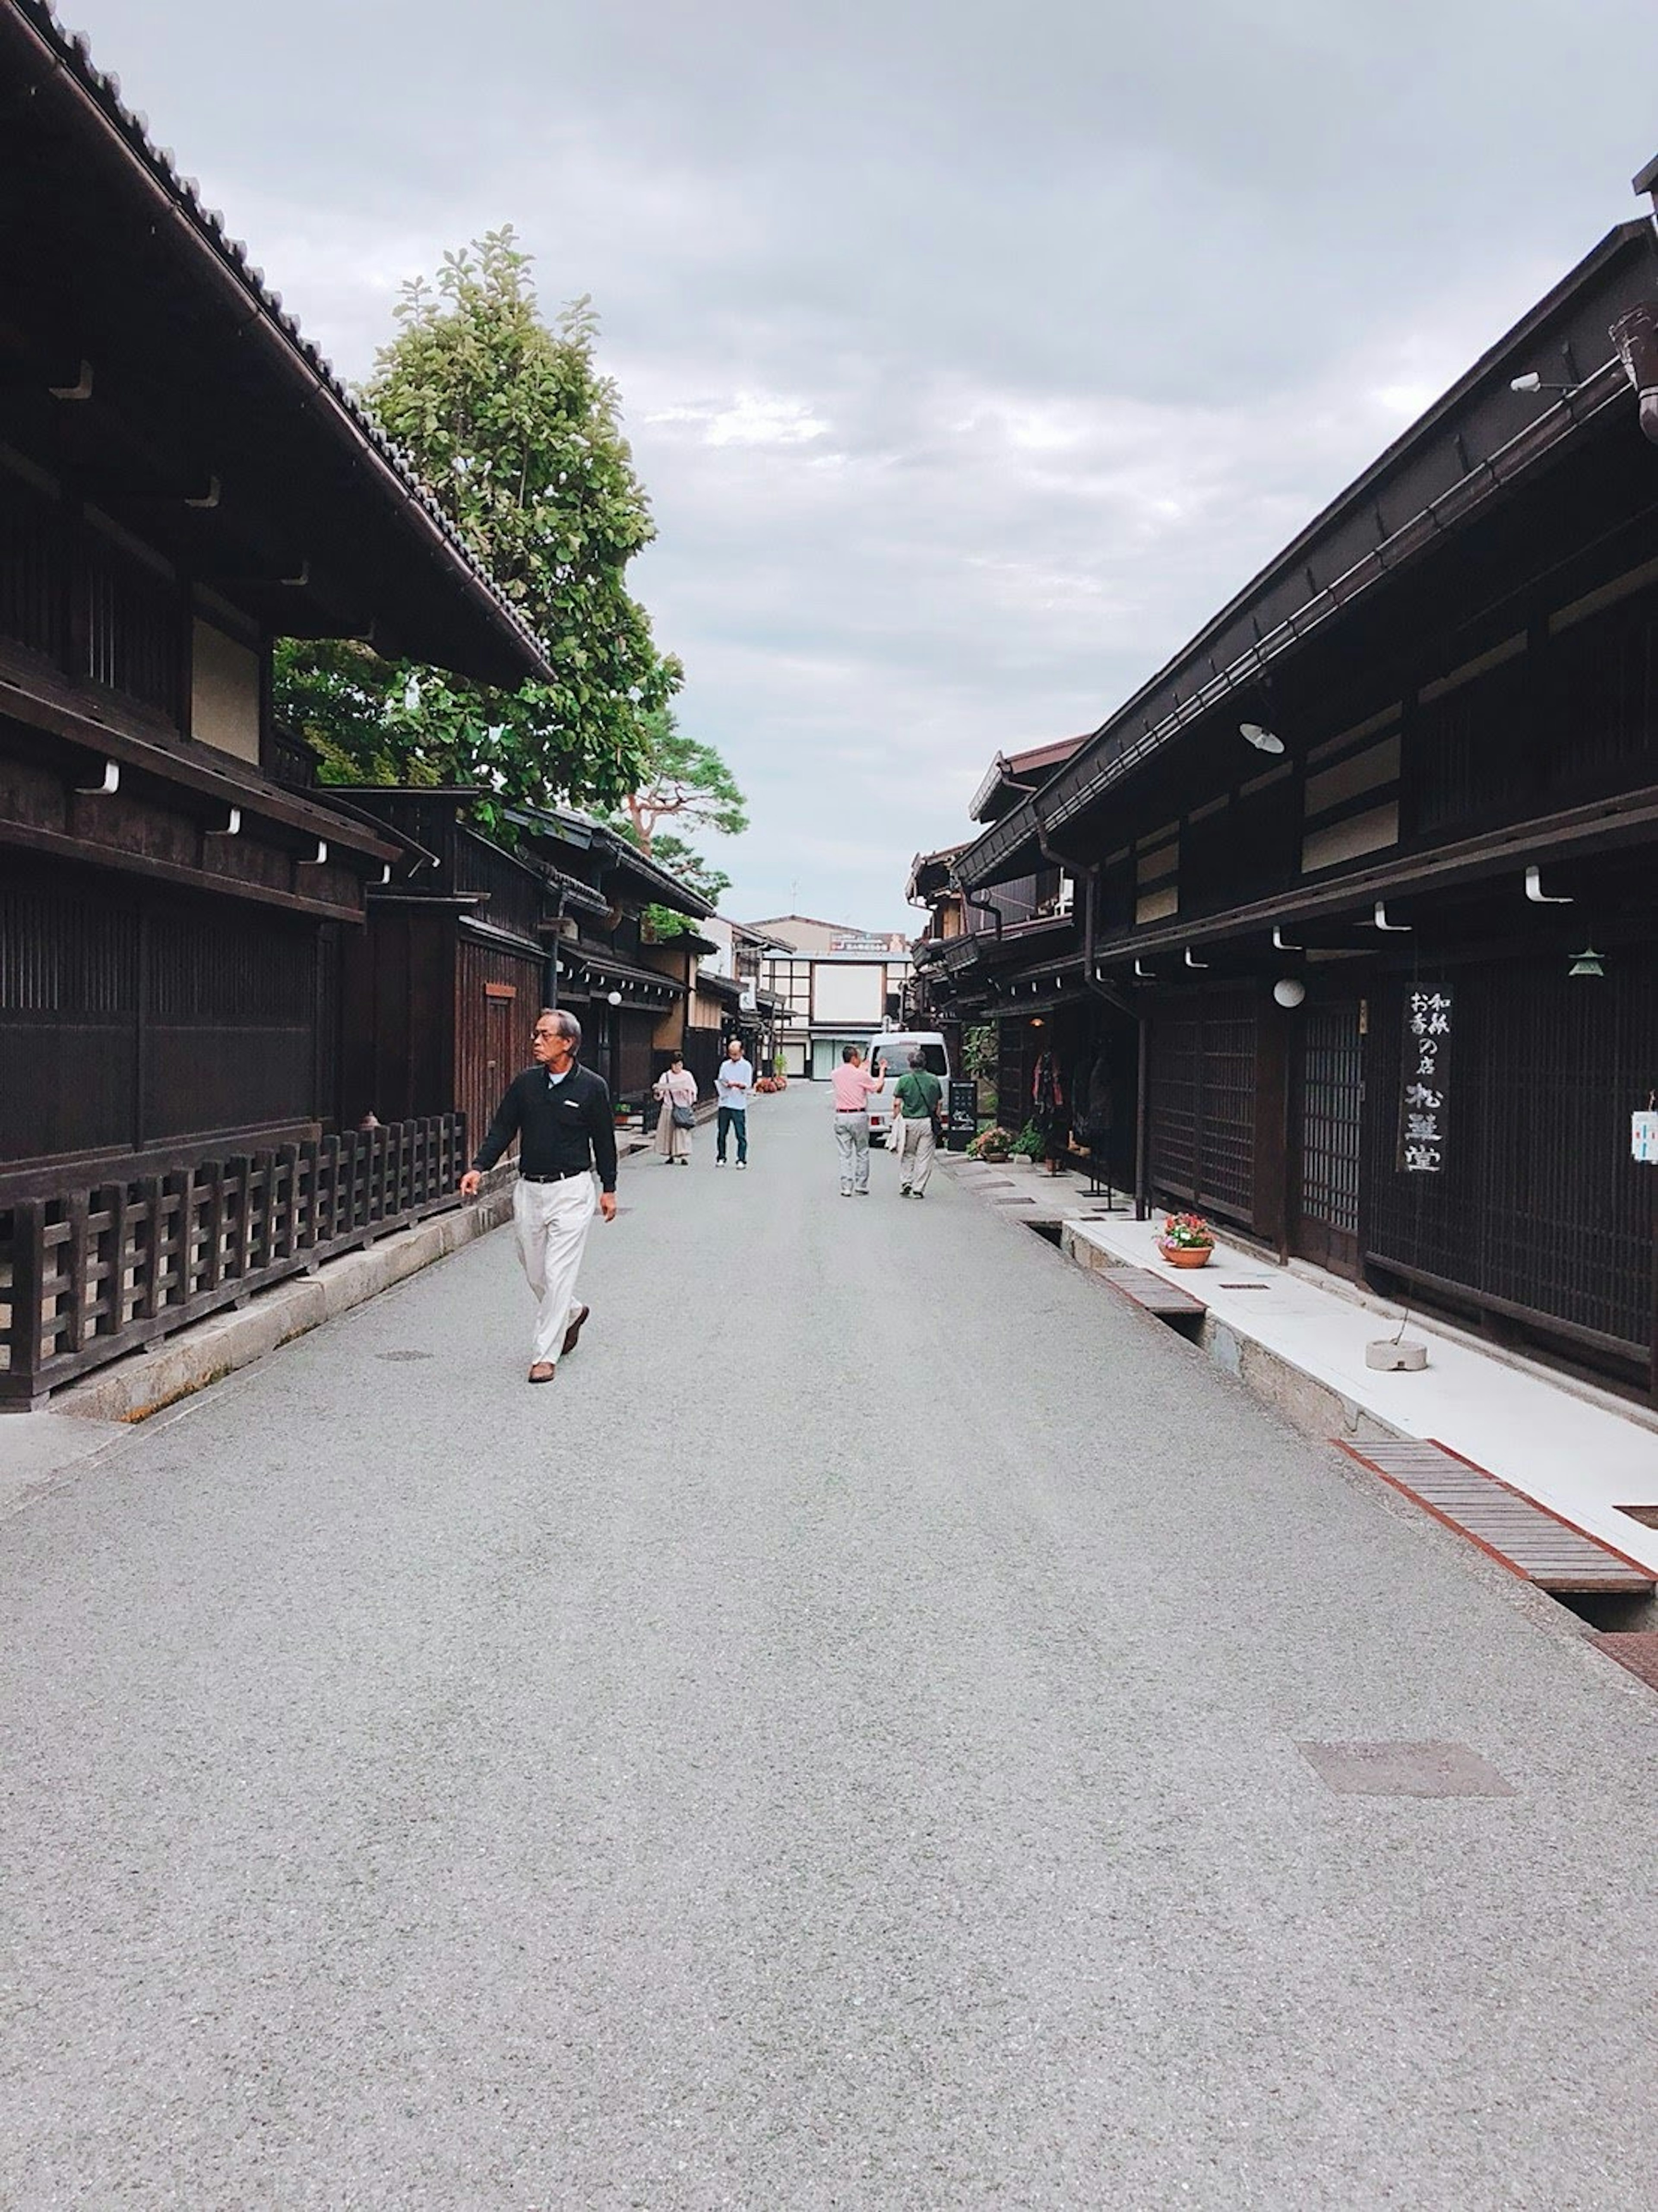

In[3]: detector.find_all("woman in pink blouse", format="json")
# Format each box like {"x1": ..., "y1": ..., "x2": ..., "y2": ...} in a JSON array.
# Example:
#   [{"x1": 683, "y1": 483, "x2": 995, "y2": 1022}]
[{"x1": 652, "y1": 1052, "x2": 699, "y2": 1165}]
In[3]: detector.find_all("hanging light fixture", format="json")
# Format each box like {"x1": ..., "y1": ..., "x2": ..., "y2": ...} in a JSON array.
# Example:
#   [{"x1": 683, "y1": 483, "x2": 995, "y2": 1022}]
[
  {"x1": 1240, "y1": 722, "x2": 1285, "y2": 755},
  {"x1": 1567, "y1": 947, "x2": 1605, "y2": 979}
]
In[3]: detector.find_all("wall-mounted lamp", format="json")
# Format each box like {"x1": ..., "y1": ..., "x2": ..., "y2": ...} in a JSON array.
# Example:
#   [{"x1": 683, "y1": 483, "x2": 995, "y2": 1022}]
[
  {"x1": 1611, "y1": 302, "x2": 1658, "y2": 445},
  {"x1": 1509, "y1": 372, "x2": 1574, "y2": 396},
  {"x1": 607, "y1": 989, "x2": 623, "y2": 1007},
  {"x1": 1568, "y1": 947, "x2": 1605, "y2": 979},
  {"x1": 1240, "y1": 722, "x2": 1285, "y2": 755},
  {"x1": 1030, "y1": 1015, "x2": 1045, "y2": 1028},
  {"x1": 1524, "y1": 864, "x2": 1571, "y2": 905},
  {"x1": 1272, "y1": 977, "x2": 1307, "y2": 1009}
]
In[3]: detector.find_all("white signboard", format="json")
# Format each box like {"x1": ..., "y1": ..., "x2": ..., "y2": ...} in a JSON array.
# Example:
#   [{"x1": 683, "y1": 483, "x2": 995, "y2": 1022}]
[
  {"x1": 1632, "y1": 1111, "x2": 1658, "y2": 1164},
  {"x1": 813, "y1": 961, "x2": 885, "y2": 1025}
]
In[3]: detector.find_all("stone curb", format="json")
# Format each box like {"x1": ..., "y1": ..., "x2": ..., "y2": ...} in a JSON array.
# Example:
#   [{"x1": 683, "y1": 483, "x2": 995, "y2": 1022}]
[
  {"x1": 1057, "y1": 1222, "x2": 1406, "y2": 1449},
  {"x1": 55, "y1": 1189, "x2": 516, "y2": 1426}
]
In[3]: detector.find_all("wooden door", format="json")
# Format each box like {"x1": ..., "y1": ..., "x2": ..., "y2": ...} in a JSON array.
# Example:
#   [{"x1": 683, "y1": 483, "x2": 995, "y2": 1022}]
[
  {"x1": 1290, "y1": 1000, "x2": 1364, "y2": 1276},
  {"x1": 482, "y1": 985, "x2": 516, "y2": 1132}
]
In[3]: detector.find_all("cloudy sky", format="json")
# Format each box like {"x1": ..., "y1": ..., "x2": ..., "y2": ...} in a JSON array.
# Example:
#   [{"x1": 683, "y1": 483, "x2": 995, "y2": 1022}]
[{"x1": 70, "y1": 0, "x2": 1658, "y2": 928}]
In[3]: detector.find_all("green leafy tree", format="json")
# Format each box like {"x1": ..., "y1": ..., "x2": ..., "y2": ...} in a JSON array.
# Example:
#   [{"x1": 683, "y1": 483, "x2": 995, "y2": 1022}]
[
  {"x1": 274, "y1": 227, "x2": 677, "y2": 819},
  {"x1": 620, "y1": 707, "x2": 748, "y2": 854},
  {"x1": 610, "y1": 825, "x2": 733, "y2": 942},
  {"x1": 609, "y1": 706, "x2": 747, "y2": 937}
]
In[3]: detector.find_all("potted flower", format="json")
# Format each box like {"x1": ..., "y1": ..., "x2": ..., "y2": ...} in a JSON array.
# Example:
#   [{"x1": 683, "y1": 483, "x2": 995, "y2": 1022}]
[
  {"x1": 1157, "y1": 1211, "x2": 1215, "y2": 1268},
  {"x1": 968, "y1": 1125, "x2": 1015, "y2": 1163}
]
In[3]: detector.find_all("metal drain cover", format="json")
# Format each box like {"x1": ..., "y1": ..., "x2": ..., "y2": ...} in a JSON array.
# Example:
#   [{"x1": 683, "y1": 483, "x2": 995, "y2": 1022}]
[{"x1": 1296, "y1": 1741, "x2": 1516, "y2": 1797}]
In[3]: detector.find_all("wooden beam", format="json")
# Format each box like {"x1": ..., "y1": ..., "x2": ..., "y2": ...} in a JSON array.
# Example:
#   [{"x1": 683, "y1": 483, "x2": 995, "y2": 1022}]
[{"x1": 0, "y1": 818, "x2": 369, "y2": 922}]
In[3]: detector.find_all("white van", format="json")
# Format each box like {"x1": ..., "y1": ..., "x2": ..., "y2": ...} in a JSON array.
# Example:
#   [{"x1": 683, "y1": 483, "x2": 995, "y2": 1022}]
[{"x1": 864, "y1": 1030, "x2": 951, "y2": 1145}]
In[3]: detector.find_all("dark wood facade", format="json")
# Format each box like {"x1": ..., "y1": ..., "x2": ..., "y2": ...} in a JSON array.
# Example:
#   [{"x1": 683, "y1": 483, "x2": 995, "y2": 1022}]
[
  {"x1": 943, "y1": 211, "x2": 1658, "y2": 1398},
  {"x1": 321, "y1": 789, "x2": 704, "y2": 1146},
  {"x1": 0, "y1": 0, "x2": 551, "y2": 1398}
]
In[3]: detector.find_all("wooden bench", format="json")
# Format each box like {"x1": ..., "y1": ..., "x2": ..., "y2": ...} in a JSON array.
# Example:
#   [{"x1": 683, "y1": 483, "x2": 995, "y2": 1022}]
[{"x1": 1338, "y1": 1438, "x2": 1655, "y2": 1598}]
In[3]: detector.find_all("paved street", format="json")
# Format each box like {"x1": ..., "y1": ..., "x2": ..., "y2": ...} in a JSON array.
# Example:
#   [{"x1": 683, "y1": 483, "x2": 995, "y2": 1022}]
[{"x1": 4, "y1": 1083, "x2": 1658, "y2": 2210}]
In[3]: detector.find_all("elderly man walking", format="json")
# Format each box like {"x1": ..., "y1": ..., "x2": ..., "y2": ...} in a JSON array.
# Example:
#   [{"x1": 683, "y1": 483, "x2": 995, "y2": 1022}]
[
  {"x1": 830, "y1": 1043, "x2": 886, "y2": 1197},
  {"x1": 715, "y1": 1035, "x2": 754, "y2": 1166},
  {"x1": 892, "y1": 1047, "x2": 943, "y2": 1198},
  {"x1": 460, "y1": 1008, "x2": 617, "y2": 1382}
]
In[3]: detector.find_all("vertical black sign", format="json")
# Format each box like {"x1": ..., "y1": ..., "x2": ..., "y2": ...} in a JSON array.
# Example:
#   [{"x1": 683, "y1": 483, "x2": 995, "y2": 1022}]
[
  {"x1": 1399, "y1": 986, "x2": 1453, "y2": 1173},
  {"x1": 948, "y1": 1079, "x2": 979, "y2": 1148}
]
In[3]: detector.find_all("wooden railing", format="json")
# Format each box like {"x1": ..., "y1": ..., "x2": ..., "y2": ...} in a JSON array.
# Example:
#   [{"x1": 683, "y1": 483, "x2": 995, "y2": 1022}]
[{"x1": 0, "y1": 1117, "x2": 466, "y2": 1405}]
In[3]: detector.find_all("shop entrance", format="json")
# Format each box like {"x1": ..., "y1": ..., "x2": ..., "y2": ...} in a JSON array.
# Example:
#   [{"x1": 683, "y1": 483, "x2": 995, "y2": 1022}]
[{"x1": 1289, "y1": 999, "x2": 1364, "y2": 1277}]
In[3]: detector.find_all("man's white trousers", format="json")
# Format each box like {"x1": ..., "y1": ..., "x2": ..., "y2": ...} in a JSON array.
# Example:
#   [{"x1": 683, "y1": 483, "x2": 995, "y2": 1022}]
[{"x1": 513, "y1": 1173, "x2": 598, "y2": 1367}]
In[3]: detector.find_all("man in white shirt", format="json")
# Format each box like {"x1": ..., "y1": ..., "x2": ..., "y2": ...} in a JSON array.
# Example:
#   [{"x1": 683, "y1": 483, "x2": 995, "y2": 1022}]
[{"x1": 715, "y1": 1036, "x2": 754, "y2": 1167}]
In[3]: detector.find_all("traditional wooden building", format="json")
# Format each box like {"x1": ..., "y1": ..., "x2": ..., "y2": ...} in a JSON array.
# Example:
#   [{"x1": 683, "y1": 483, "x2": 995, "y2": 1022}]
[
  {"x1": 304, "y1": 787, "x2": 711, "y2": 1139},
  {"x1": 951, "y1": 201, "x2": 1658, "y2": 1399},
  {"x1": 0, "y1": 0, "x2": 550, "y2": 1400}
]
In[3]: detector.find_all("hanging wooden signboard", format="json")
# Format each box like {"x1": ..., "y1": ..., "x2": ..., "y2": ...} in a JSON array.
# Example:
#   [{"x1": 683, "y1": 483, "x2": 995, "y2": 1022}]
[{"x1": 1399, "y1": 986, "x2": 1453, "y2": 1174}]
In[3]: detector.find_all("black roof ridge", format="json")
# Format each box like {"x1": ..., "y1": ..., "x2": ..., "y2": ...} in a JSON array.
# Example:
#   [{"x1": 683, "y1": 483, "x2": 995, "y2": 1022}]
[{"x1": 11, "y1": 0, "x2": 551, "y2": 678}]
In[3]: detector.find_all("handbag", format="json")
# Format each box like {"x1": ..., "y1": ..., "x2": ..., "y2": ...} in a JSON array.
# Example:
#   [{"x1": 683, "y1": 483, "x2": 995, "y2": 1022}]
[{"x1": 668, "y1": 1077, "x2": 696, "y2": 1131}]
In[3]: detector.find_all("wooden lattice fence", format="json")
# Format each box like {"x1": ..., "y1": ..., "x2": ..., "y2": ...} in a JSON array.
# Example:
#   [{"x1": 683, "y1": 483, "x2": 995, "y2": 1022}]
[{"x1": 0, "y1": 1117, "x2": 466, "y2": 1405}]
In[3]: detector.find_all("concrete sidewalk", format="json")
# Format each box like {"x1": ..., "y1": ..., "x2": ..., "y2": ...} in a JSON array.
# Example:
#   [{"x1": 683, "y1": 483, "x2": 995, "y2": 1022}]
[{"x1": 945, "y1": 1153, "x2": 1658, "y2": 1573}]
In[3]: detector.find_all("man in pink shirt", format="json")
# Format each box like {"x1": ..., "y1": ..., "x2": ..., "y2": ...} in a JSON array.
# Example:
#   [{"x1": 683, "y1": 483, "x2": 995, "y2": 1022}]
[{"x1": 830, "y1": 1043, "x2": 887, "y2": 1196}]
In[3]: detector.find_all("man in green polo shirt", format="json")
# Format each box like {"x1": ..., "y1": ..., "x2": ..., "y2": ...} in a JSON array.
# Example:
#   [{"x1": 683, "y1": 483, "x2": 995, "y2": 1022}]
[{"x1": 892, "y1": 1048, "x2": 943, "y2": 1198}]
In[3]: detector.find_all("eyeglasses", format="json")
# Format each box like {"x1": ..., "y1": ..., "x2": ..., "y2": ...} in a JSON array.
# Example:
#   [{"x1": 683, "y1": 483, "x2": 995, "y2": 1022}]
[{"x1": 532, "y1": 1027, "x2": 562, "y2": 1040}]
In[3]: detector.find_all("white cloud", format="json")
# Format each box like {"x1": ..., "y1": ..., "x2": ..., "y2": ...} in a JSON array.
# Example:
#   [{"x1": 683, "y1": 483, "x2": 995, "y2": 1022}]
[
  {"x1": 62, "y1": 0, "x2": 1658, "y2": 929},
  {"x1": 646, "y1": 393, "x2": 832, "y2": 447}
]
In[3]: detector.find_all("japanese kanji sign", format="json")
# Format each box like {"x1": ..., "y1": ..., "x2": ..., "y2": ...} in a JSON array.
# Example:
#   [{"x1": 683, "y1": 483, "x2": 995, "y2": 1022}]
[{"x1": 1399, "y1": 986, "x2": 1453, "y2": 1174}]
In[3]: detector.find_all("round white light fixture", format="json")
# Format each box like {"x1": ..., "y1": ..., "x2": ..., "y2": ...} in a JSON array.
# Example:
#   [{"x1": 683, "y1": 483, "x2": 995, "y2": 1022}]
[
  {"x1": 607, "y1": 989, "x2": 623, "y2": 1006},
  {"x1": 1272, "y1": 977, "x2": 1307, "y2": 1008},
  {"x1": 1240, "y1": 723, "x2": 1285, "y2": 755}
]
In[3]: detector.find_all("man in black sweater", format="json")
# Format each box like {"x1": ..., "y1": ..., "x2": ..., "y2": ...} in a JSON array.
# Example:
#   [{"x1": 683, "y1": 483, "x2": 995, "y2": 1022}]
[{"x1": 460, "y1": 1007, "x2": 618, "y2": 1382}]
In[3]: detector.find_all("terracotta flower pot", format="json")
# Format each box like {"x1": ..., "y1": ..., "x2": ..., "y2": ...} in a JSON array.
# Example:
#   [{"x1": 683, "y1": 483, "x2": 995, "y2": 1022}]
[{"x1": 1158, "y1": 1241, "x2": 1213, "y2": 1268}]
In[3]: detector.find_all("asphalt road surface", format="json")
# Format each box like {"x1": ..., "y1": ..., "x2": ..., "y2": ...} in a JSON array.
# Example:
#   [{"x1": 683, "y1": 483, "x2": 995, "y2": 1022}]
[{"x1": 4, "y1": 1085, "x2": 1658, "y2": 2209}]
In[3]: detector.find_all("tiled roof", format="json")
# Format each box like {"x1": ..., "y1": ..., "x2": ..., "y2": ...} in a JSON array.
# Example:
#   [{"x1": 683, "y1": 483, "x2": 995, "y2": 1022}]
[{"x1": 9, "y1": 0, "x2": 550, "y2": 679}]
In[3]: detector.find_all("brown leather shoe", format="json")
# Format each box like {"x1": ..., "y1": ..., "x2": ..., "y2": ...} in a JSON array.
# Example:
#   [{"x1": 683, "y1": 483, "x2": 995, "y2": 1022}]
[
  {"x1": 560, "y1": 1304, "x2": 590, "y2": 1359},
  {"x1": 528, "y1": 1361, "x2": 556, "y2": 1384}
]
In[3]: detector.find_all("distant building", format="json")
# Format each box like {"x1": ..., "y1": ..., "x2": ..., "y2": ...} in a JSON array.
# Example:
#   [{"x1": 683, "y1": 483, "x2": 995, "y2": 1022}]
[{"x1": 745, "y1": 916, "x2": 912, "y2": 1078}]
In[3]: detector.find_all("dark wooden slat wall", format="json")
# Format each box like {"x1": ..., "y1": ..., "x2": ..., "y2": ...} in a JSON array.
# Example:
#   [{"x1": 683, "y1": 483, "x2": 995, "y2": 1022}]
[
  {"x1": 337, "y1": 904, "x2": 453, "y2": 1129},
  {"x1": 2, "y1": 861, "x2": 328, "y2": 1169},
  {"x1": 1365, "y1": 951, "x2": 1658, "y2": 1375},
  {"x1": 1147, "y1": 986, "x2": 1265, "y2": 1230}
]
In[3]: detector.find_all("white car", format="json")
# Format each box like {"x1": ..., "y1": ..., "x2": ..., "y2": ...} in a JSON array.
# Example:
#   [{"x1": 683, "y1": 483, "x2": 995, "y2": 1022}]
[{"x1": 865, "y1": 1031, "x2": 950, "y2": 1145}]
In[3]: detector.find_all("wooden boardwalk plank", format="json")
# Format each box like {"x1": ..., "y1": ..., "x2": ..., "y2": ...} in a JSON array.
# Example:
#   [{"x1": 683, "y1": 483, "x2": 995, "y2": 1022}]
[
  {"x1": 1338, "y1": 1438, "x2": 1655, "y2": 1597},
  {"x1": 1097, "y1": 1265, "x2": 1206, "y2": 1320}
]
